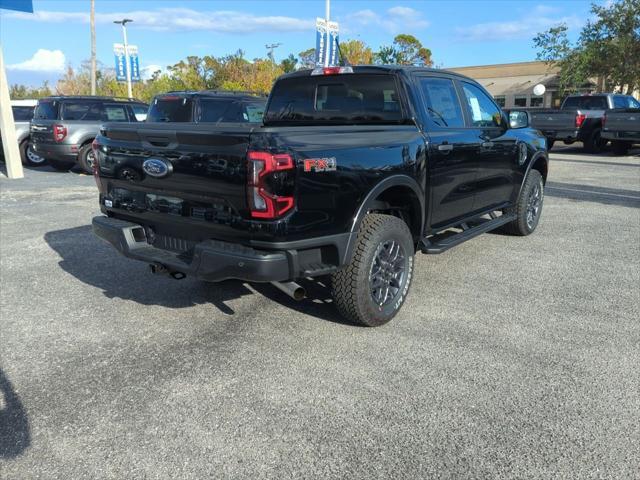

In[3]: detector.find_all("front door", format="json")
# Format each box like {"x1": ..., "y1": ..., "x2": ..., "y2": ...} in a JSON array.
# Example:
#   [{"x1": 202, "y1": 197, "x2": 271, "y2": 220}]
[{"x1": 457, "y1": 80, "x2": 518, "y2": 213}]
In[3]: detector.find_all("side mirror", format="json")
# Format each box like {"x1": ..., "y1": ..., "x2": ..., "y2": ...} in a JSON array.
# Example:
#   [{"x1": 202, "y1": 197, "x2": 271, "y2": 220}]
[{"x1": 509, "y1": 110, "x2": 529, "y2": 129}]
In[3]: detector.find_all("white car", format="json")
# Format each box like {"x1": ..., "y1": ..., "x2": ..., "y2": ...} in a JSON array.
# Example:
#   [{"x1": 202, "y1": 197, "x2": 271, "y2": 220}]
[{"x1": 0, "y1": 99, "x2": 46, "y2": 166}]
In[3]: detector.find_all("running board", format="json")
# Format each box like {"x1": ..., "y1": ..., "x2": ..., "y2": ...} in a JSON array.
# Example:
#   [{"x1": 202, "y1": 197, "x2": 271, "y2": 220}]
[{"x1": 420, "y1": 213, "x2": 516, "y2": 254}]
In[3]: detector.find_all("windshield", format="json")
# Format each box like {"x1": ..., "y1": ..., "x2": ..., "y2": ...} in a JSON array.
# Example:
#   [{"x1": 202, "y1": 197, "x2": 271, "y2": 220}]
[
  {"x1": 147, "y1": 97, "x2": 194, "y2": 122},
  {"x1": 264, "y1": 73, "x2": 405, "y2": 125},
  {"x1": 12, "y1": 106, "x2": 34, "y2": 121}
]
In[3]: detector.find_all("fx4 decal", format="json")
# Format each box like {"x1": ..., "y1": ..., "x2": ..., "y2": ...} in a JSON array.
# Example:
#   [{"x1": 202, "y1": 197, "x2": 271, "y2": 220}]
[{"x1": 303, "y1": 157, "x2": 337, "y2": 173}]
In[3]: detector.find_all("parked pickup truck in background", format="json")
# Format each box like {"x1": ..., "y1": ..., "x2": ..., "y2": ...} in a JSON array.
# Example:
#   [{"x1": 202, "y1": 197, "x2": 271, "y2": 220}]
[
  {"x1": 30, "y1": 96, "x2": 148, "y2": 174},
  {"x1": 529, "y1": 93, "x2": 640, "y2": 152},
  {"x1": 92, "y1": 65, "x2": 548, "y2": 327},
  {"x1": 602, "y1": 108, "x2": 640, "y2": 155},
  {"x1": 0, "y1": 100, "x2": 46, "y2": 167}
]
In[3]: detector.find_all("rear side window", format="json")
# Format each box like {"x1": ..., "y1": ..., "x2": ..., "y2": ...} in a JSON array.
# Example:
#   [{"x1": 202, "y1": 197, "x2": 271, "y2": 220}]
[
  {"x1": 562, "y1": 96, "x2": 608, "y2": 110},
  {"x1": 103, "y1": 105, "x2": 129, "y2": 122},
  {"x1": 11, "y1": 106, "x2": 34, "y2": 121},
  {"x1": 147, "y1": 97, "x2": 193, "y2": 122},
  {"x1": 264, "y1": 74, "x2": 404, "y2": 125},
  {"x1": 418, "y1": 77, "x2": 465, "y2": 128},
  {"x1": 62, "y1": 102, "x2": 103, "y2": 121},
  {"x1": 34, "y1": 101, "x2": 59, "y2": 120}
]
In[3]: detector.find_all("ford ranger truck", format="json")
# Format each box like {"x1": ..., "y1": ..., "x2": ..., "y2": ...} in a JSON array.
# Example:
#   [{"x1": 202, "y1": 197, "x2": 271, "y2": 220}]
[
  {"x1": 91, "y1": 66, "x2": 548, "y2": 327},
  {"x1": 602, "y1": 107, "x2": 640, "y2": 155}
]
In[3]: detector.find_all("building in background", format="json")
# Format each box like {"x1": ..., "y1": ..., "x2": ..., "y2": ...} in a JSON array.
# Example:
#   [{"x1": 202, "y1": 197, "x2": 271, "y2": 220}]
[{"x1": 447, "y1": 61, "x2": 598, "y2": 109}]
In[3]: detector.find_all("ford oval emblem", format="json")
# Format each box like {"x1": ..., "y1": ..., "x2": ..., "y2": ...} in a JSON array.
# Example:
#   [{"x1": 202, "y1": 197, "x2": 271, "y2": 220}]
[{"x1": 142, "y1": 158, "x2": 172, "y2": 178}]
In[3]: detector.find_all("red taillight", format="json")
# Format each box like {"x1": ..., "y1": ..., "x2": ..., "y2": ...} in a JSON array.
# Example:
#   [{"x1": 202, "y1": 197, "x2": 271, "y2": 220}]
[
  {"x1": 247, "y1": 151, "x2": 295, "y2": 219},
  {"x1": 53, "y1": 124, "x2": 67, "y2": 142},
  {"x1": 575, "y1": 113, "x2": 586, "y2": 128}
]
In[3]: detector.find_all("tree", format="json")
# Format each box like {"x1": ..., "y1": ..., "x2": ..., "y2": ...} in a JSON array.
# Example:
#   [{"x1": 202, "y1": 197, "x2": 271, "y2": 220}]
[
  {"x1": 298, "y1": 48, "x2": 316, "y2": 69},
  {"x1": 534, "y1": 0, "x2": 640, "y2": 93},
  {"x1": 375, "y1": 34, "x2": 433, "y2": 66},
  {"x1": 280, "y1": 54, "x2": 297, "y2": 73},
  {"x1": 338, "y1": 39, "x2": 374, "y2": 65}
]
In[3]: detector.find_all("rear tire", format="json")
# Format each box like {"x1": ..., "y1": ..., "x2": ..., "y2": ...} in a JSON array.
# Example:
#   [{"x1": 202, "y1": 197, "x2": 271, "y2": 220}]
[
  {"x1": 502, "y1": 169, "x2": 544, "y2": 236},
  {"x1": 583, "y1": 128, "x2": 607, "y2": 153},
  {"x1": 78, "y1": 143, "x2": 96, "y2": 174},
  {"x1": 48, "y1": 159, "x2": 75, "y2": 171},
  {"x1": 611, "y1": 140, "x2": 630, "y2": 156},
  {"x1": 20, "y1": 140, "x2": 47, "y2": 167},
  {"x1": 331, "y1": 213, "x2": 414, "y2": 327}
]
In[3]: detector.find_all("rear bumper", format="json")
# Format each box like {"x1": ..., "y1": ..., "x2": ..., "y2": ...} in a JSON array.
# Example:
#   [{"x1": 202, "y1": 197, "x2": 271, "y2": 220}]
[
  {"x1": 92, "y1": 216, "x2": 350, "y2": 282},
  {"x1": 31, "y1": 142, "x2": 78, "y2": 162},
  {"x1": 542, "y1": 129, "x2": 580, "y2": 141},
  {"x1": 602, "y1": 131, "x2": 640, "y2": 143}
]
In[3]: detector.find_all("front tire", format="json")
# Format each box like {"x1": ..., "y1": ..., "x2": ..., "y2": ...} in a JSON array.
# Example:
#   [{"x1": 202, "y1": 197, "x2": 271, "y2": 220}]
[
  {"x1": 502, "y1": 169, "x2": 544, "y2": 236},
  {"x1": 331, "y1": 213, "x2": 414, "y2": 327}
]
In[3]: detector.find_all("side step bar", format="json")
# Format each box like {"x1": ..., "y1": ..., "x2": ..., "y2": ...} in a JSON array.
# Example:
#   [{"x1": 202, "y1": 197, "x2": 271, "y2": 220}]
[{"x1": 420, "y1": 213, "x2": 517, "y2": 254}]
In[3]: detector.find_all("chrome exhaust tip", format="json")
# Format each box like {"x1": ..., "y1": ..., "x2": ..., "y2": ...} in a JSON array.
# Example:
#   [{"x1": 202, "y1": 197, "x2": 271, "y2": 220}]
[{"x1": 271, "y1": 281, "x2": 306, "y2": 301}]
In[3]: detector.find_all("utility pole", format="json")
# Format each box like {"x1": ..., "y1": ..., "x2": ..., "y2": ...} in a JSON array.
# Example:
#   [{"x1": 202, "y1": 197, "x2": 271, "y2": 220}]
[
  {"x1": 90, "y1": 0, "x2": 96, "y2": 95},
  {"x1": 114, "y1": 18, "x2": 133, "y2": 98},
  {"x1": 324, "y1": 0, "x2": 330, "y2": 67},
  {"x1": 265, "y1": 43, "x2": 282, "y2": 63}
]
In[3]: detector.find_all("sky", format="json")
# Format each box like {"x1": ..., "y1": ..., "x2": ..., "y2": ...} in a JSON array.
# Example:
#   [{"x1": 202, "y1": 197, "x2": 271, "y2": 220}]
[{"x1": 0, "y1": 0, "x2": 599, "y2": 87}]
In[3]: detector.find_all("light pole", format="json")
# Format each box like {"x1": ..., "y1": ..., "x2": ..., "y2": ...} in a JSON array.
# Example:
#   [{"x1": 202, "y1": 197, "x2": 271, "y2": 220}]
[
  {"x1": 324, "y1": 0, "x2": 330, "y2": 67},
  {"x1": 90, "y1": 0, "x2": 96, "y2": 95},
  {"x1": 114, "y1": 18, "x2": 133, "y2": 98}
]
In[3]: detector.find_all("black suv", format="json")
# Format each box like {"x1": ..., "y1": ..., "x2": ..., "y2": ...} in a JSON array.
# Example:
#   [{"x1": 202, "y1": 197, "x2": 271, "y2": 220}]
[
  {"x1": 30, "y1": 96, "x2": 148, "y2": 173},
  {"x1": 147, "y1": 91, "x2": 267, "y2": 123},
  {"x1": 93, "y1": 66, "x2": 548, "y2": 327}
]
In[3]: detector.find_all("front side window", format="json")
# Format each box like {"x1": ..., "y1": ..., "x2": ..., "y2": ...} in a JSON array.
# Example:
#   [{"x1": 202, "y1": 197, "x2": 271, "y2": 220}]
[
  {"x1": 418, "y1": 77, "x2": 465, "y2": 128},
  {"x1": 614, "y1": 96, "x2": 640, "y2": 109},
  {"x1": 131, "y1": 104, "x2": 148, "y2": 122},
  {"x1": 244, "y1": 103, "x2": 265, "y2": 123},
  {"x1": 461, "y1": 82, "x2": 503, "y2": 128},
  {"x1": 103, "y1": 105, "x2": 129, "y2": 122}
]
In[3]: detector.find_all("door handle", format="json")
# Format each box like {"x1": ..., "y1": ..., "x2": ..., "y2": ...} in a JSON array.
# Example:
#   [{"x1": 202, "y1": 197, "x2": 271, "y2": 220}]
[
  {"x1": 437, "y1": 144, "x2": 454, "y2": 152},
  {"x1": 481, "y1": 141, "x2": 494, "y2": 148}
]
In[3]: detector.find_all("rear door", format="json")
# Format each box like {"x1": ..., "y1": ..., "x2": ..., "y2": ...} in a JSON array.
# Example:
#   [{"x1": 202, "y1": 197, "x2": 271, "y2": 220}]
[
  {"x1": 415, "y1": 74, "x2": 477, "y2": 228},
  {"x1": 457, "y1": 80, "x2": 518, "y2": 212}
]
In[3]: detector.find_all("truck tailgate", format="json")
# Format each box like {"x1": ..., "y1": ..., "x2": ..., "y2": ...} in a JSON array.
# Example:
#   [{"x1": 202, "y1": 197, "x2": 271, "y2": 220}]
[
  {"x1": 96, "y1": 122, "x2": 254, "y2": 242},
  {"x1": 528, "y1": 110, "x2": 576, "y2": 131}
]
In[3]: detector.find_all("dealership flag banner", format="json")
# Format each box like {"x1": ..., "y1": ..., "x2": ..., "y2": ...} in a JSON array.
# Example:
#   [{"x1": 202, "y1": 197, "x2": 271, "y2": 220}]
[
  {"x1": 315, "y1": 18, "x2": 339, "y2": 67},
  {"x1": 113, "y1": 43, "x2": 141, "y2": 83}
]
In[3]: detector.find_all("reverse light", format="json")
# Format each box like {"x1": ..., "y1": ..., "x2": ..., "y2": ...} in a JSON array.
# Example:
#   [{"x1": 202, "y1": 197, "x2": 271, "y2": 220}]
[
  {"x1": 53, "y1": 124, "x2": 67, "y2": 142},
  {"x1": 310, "y1": 66, "x2": 354, "y2": 76},
  {"x1": 575, "y1": 113, "x2": 586, "y2": 128},
  {"x1": 247, "y1": 151, "x2": 295, "y2": 219}
]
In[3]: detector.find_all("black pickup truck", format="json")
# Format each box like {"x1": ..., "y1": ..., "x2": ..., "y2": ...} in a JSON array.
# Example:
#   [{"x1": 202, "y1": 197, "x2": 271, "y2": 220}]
[
  {"x1": 529, "y1": 93, "x2": 640, "y2": 152},
  {"x1": 602, "y1": 108, "x2": 640, "y2": 155},
  {"x1": 91, "y1": 66, "x2": 548, "y2": 326}
]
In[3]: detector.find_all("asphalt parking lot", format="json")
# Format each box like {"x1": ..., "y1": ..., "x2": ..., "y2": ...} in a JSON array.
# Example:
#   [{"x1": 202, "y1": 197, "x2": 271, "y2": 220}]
[{"x1": 1, "y1": 146, "x2": 639, "y2": 479}]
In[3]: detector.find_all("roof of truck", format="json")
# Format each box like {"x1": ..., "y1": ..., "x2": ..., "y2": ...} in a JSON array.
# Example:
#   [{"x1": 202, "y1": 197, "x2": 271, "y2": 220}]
[
  {"x1": 38, "y1": 95, "x2": 147, "y2": 104},
  {"x1": 280, "y1": 65, "x2": 472, "y2": 80},
  {"x1": 156, "y1": 90, "x2": 267, "y2": 101}
]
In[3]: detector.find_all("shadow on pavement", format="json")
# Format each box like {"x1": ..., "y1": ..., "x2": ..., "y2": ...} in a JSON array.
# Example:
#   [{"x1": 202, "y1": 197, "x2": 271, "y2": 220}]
[
  {"x1": 44, "y1": 225, "x2": 352, "y2": 324},
  {"x1": 0, "y1": 369, "x2": 30, "y2": 459},
  {"x1": 551, "y1": 157, "x2": 640, "y2": 168},
  {"x1": 546, "y1": 181, "x2": 640, "y2": 208}
]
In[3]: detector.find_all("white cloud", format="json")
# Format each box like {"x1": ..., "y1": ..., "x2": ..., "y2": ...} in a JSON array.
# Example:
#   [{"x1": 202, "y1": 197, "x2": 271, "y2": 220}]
[
  {"x1": 7, "y1": 49, "x2": 66, "y2": 72},
  {"x1": 141, "y1": 64, "x2": 163, "y2": 80},
  {"x1": 456, "y1": 5, "x2": 583, "y2": 41},
  {"x1": 4, "y1": 8, "x2": 314, "y2": 33},
  {"x1": 345, "y1": 6, "x2": 429, "y2": 33}
]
